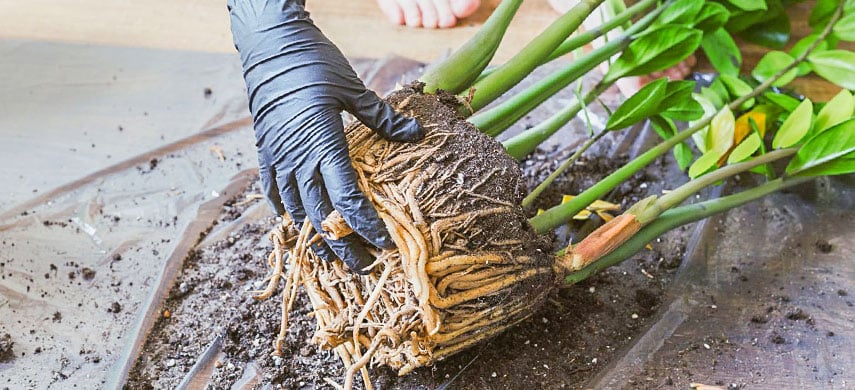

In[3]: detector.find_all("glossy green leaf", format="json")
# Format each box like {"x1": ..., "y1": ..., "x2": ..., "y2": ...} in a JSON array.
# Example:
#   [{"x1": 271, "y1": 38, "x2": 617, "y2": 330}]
[
  {"x1": 724, "y1": 0, "x2": 767, "y2": 11},
  {"x1": 808, "y1": 50, "x2": 855, "y2": 90},
  {"x1": 674, "y1": 142, "x2": 694, "y2": 171},
  {"x1": 693, "y1": 3, "x2": 729, "y2": 34},
  {"x1": 810, "y1": 0, "x2": 839, "y2": 28},
  {"x1": 606, "y1": 78, "x2": 668, "y2": 130},
  {"x1": 833, "y1": 13, "x2": 855, "y2": 41},
  {"x1": 655, "y1": 0, "x2": 704, "y2": 26},
  {"x1": 727, "y1": 131, "x2": 763, "y2": 164},
  {"x1": 773, "y1": 99, "x2": 814, "y2": 149},
  {"x1": 719, "y1": 74, "x2": 755, "y2": 110},
  {"x1": 725, "y1": 9, "x2": 767, "y2": 33},
  {"x1": 790, "y1": 152, "x2": 855, "y2": 177},
  {"x1": 703, "y1": 77, "x2": 730, "y2": 108},
  {"x1": 660, "y1": 81, "x2": 704, "y2": 121},
  {"x1": 701, "y1": 28, "x2": 742, "y2": 76},
  {"x1": 787, "y1": 118, "x2": 855, "y2": 176},
  {"x1": 752, "y1": 51, "x2": 798, "y2": 87},
  {"x1": 789, "y1": 34, "x2": 830, "y2": 76},
  {"x1": 815, "y1": 90, "x2": 854, "y2": 134},
  {"x1": 608, "y1": 26, "x2": 703, "y2": 79},
  {"x1": 689, "y1": 149, "x2": 722, "y2": 178},
  {"x1": 764, "y1": 92, "x2": 801, "y2": 112},
  {"x1": 650, "y1": 114, "x2": 695, "y2": 176},
  {"x1": 737, "y1": 1, "x2": 789, "y2": 49},
  {"x1": 664, "y1": 101, "x2": 705, "y2": 122},
  {"x1": 649, "y1": 115, "x2": 677, "y2": 140}
]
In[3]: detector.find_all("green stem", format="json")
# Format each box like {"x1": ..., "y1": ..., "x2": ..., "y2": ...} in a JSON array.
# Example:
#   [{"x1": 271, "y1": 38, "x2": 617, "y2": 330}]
[
  {"x1": 419, "y1": 0, "x2": 523, "y2": 94},
  {"x1": 546, "y1": 0, "x2": 656, "y2": 62},
  {"x1": 528, "y1": 6, "x2": 840, "y2": 235},
  {"x1": 563, "y1": 176, "x2": 813, "y2": 284},
  {"x1": 470, "y1": 4, "x2": 664, "y2": 135},
  {"x1": 636, "y1": 147, "x2": 798, "y2": 223},
  {"x1": 521, "y1": 130, "x2": 608, "y2": 208},
  {"x1": 465, "y1": 0, "x2": 605, "y2": 113},
  {"x1": 502, "y1": 81, "x2": 613, "y2": 160}
]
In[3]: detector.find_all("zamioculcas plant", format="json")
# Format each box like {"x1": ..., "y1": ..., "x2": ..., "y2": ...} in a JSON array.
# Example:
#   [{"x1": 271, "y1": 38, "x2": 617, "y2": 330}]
[{"x1": 250, "y1": 0, "x2": 855, "y2": 388}]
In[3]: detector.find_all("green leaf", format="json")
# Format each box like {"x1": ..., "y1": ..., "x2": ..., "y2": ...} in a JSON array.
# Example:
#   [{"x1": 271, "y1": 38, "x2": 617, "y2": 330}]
[
  {"x1": 790, "y1": 152, "x2": 855, "y2": 177},
  {"x1": 737, "y1": 1, "x2": 790, "y2": 49},
  {"x1": 789, "y1": 34, "x2": 830, "y2": 76},
  {"x1": 651, "y1": 113, "x2": 695, "y2": 172},
  {"x1": 660, "y1": 81, "x2": 704, "y2": 121},
  {"x1": 772, "y1": 99, "x2": 814, "y2": 149},
  {"x1": 608, "y1": 26, "x2": 703, "y2": 79},
  {"x1": 693, "y1": 3, "x2": 730, "y2": 34},
  {"x1": 606, "y1": 78, "x2": 668, "y2": 130},
  {"x1": 808, "y1": 50, "x2": 855, "y2": 90},
  {"x1": 719, "y1": 74, "x2": 755, "y2": 110},
  {"x1": 703, "y1": 77, "x2": 730, "y2": 108},
  {"x1": 663, "y1": 100, "x2": 705, "y2": 122},
  {"x1": 727, "y1": 131, "x2": 763, "y2": 164},
  {"x1": 701, "y1": 28, "x2": 742, "y2": 76},
  {"x1": 725, "y1": 9, "x2": 767, "y2": 33},
  {"x1": 833, "y1": 13, "x2": 855, "y2": 41},
  {"x1": 810, "y1": 0, "x2": 839, "y2": 28},
  {"x1": 764, "y1": 92, "x2": 801, "y2": 112},
  {"x1": 752, "y1": 51, "x2": 798, "y2": 87},
  {"x1": 815, "y1": 90, "x2": 855, "y2": 134},
  {"x1": 674, "y1": 142, "x2": 694, "y2": 171},
  {"x1": 655, "y1": 0, "x2": 704, "y2": 26},
  {"x1": 649, "y1": 115, "x2": 677, "y2": 140},
  {"x1": 787, "y1": 118, "x2": 855, "y2": 176},
  {"x1": 724, "y1": 0, "x2": 767, "y2": 11},
  {"x1": 689, "y1": 149, "x2": 723, "y2": 178}
]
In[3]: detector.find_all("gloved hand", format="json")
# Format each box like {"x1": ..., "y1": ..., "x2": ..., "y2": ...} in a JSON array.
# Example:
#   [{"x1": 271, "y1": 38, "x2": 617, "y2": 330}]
[{"x1": 227, "y1": 0, "x2": 425, "y2": 274}]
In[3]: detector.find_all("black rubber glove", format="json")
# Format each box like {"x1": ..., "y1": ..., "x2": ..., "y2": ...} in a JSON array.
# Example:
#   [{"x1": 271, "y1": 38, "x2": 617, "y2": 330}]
[{"x1": 227, "y1": 0, "x2": 424, "y2": 274}]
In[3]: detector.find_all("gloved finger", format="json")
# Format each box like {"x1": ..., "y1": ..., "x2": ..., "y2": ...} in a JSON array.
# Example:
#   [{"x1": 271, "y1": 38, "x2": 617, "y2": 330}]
[
  {"x1": 348, "y1": 90, "x2": 425, "y2": 143},
  {"x1": 320, "y1": 138, "x2": 394, "y2": 250},
  {"x1": 296, "y1": 165, "x2": 375, "y2": 274},
  {"x1": 273, "y1": 167, "x2": 307, "y2": 225},
  {"x1": 259, "y1": 163, "x2": 286, "y2": 216},
  {"x1": 309, "y1": 240, "x2": 337, "y2": 263}
]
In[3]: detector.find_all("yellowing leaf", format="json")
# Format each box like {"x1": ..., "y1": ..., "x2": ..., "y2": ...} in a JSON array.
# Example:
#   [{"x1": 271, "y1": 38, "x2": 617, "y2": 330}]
[
  {"x1": 707, "y1": 106, "x2": 735, "y2": 154},
  {"x1": 561, "y1": 195, "x2": 621, "y2": 221}
]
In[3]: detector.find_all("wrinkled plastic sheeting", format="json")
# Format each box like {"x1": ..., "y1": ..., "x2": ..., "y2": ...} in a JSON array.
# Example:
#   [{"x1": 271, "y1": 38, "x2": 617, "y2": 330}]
[{"x1": 0, "y1": 40, "x2": 259, "y2": 388}]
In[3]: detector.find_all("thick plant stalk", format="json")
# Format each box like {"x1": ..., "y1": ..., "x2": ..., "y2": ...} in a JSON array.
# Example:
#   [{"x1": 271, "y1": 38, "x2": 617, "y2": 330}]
[
  {"x1": 475, "y1": 0, "x2": 658, "y2": 82},
  {"x1": 502, "y1": 81, "x2": 613, "y2": 160},
  {"x1": 470, "y1": 4, "x2": 664, "y2": 136},
  {"x1": 561, "y1": 147, "x2": 798, "y2": 271},
  {"x1": 563, "y1": 176, "x2": 813, "y2": 284},
  {"x1": 420, "y1": 0, "x2": 523, "y2": 94},
  {"x1": 465, "y1": 0, "x2": 605, "y2": 113}
]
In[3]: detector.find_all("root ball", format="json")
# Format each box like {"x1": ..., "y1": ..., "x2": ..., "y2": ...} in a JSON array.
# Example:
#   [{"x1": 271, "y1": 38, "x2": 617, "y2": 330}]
[{"x1": 257, "y1": 84, "x2": 557, "y2": 388}]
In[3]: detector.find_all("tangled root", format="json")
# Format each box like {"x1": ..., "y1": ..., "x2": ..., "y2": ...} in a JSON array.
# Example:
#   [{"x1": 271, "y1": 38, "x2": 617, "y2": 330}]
[{"x1": 253, "y1": 85, "x2": 557, "y2": 389}]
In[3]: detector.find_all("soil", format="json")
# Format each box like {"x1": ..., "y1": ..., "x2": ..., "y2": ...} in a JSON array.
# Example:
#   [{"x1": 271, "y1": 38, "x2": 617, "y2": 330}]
[
  {"x1": 0, "y1": 334, "x2": 14, "y2": 364},
  {"x1": 126, "y1": 92, "x2": 691, "y2": 388}
]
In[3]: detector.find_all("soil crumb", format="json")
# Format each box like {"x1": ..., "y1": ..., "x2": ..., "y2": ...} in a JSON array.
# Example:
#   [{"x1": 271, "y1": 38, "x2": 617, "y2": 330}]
[{"x1": 0, "y1": 333, "x2": 14, "y2": 363}]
